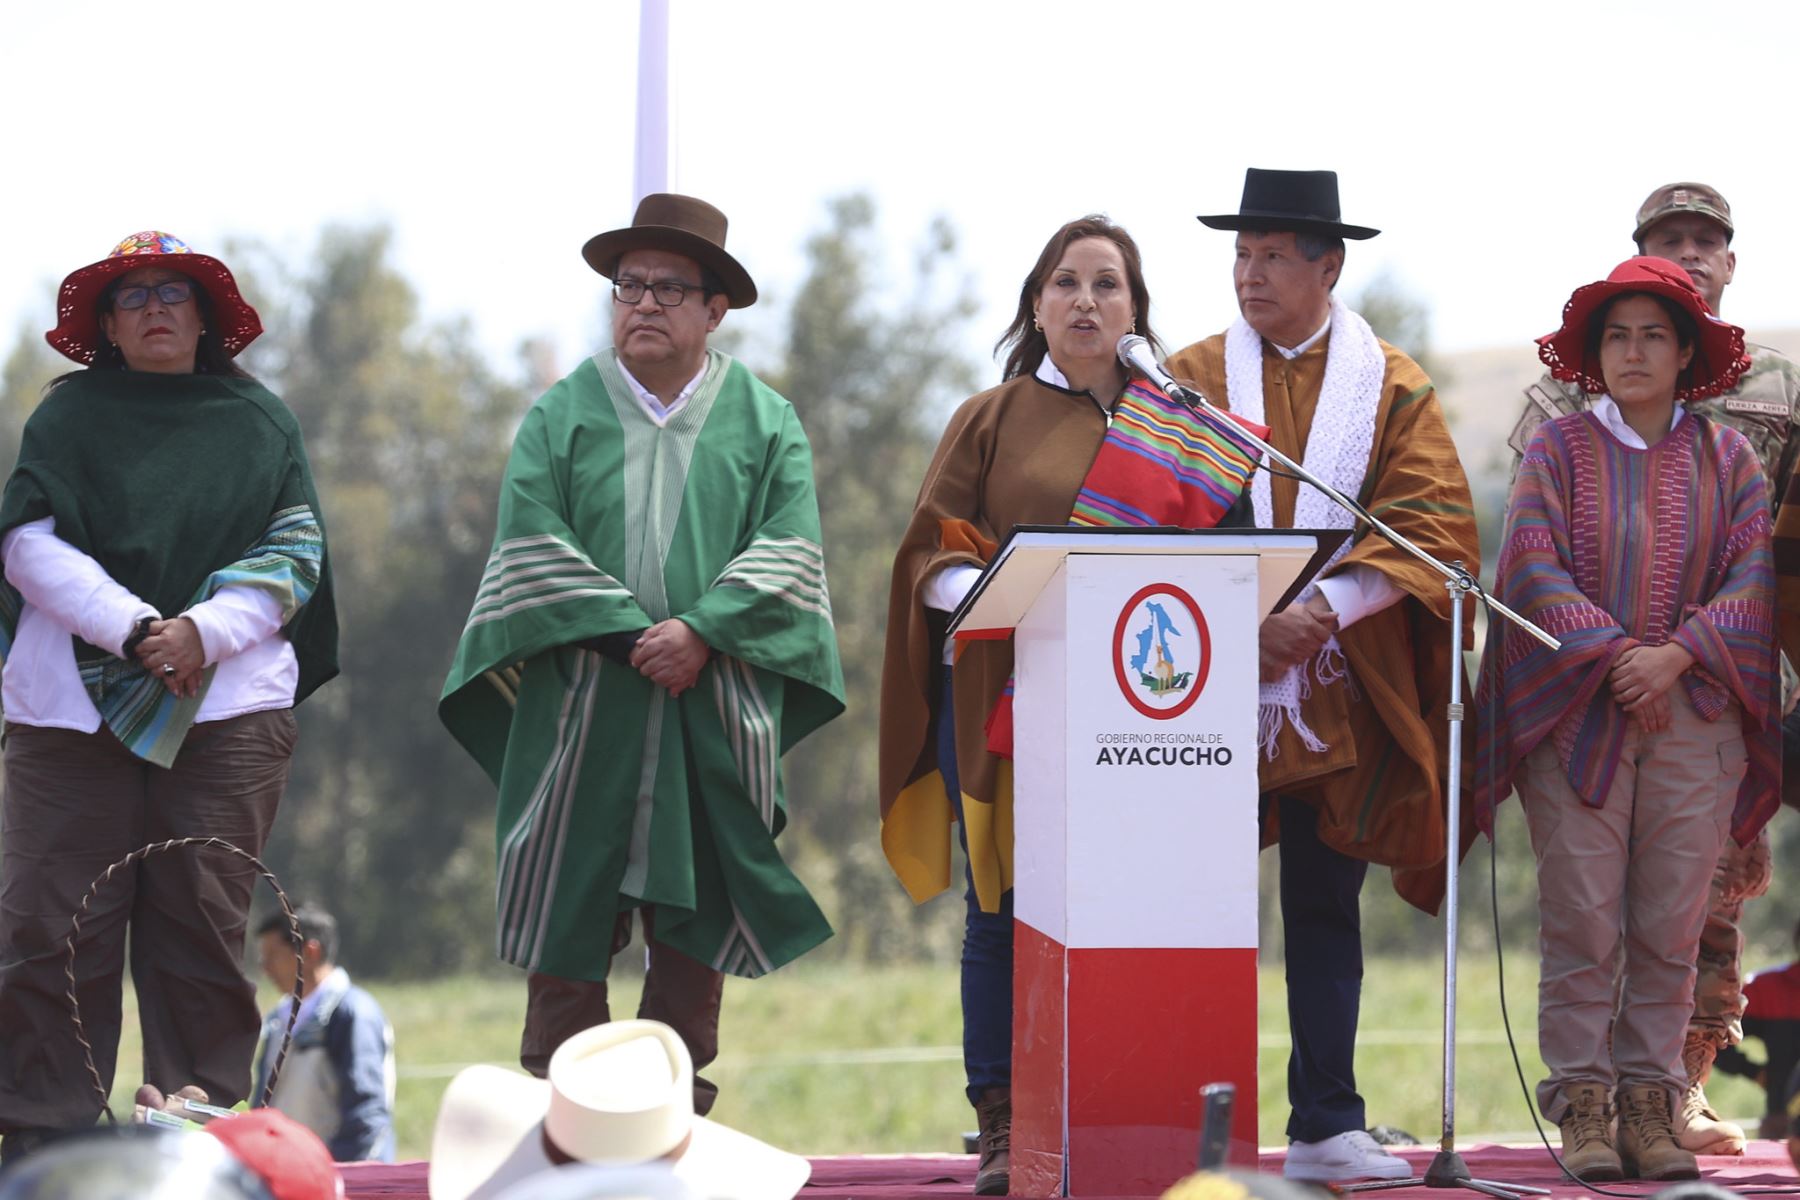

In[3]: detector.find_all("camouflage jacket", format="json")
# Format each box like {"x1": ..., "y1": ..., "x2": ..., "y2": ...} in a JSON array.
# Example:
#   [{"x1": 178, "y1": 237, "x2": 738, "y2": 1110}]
[{"x1": 1508, "y1": 343, "x2": 1800, "y2": 505}]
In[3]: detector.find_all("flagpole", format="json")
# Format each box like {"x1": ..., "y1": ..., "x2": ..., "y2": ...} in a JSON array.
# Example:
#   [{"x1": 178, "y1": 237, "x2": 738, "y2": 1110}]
[{"x1": 633, "y1": 0, "x2": 672, "y2": 202}]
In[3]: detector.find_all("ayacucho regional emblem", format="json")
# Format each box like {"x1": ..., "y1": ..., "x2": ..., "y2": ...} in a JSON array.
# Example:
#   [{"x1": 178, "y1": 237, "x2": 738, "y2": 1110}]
[{"x1": 1111, "y1": 583, "x2": 1210, "y2": 720}]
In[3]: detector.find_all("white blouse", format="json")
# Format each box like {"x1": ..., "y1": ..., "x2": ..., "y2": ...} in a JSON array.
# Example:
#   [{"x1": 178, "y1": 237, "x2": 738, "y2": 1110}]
[{"x1": 1, "y1": 517, "x2": 297, "y2": 730}]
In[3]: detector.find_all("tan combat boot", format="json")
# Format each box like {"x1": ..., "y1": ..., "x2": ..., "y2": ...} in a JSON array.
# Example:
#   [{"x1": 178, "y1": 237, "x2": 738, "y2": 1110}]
[
  {"x1": 974, "y1": 1087, "x2": 1011, "y2": 1196},
  {"x1": 1675, "y1": 1032, "x2": 1747, "y2": 1155},
  {"x1": 1617, "y1": 1083, "x2": 1699, "y2": 1181},
  {"x1": 1557, "y1": 1082, "x2": 1623, "y2": 1182}
]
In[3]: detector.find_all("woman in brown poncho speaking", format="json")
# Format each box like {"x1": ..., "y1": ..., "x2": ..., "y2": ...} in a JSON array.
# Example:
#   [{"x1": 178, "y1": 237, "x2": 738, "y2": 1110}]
[{"x1": 879, "y1": 216, "x2": 1259, "y2": 1196}]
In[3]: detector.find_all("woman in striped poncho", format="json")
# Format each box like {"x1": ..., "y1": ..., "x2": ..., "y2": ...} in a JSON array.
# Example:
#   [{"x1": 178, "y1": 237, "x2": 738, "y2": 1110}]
[{"x1": 1474, "y1": 257, "x2": 1776, "y2": 1183}]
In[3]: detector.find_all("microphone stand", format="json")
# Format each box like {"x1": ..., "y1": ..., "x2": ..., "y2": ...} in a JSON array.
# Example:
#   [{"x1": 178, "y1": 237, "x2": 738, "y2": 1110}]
[{"x1": 1155, "y1": 372, "x2": 1557, "y2": 1199}]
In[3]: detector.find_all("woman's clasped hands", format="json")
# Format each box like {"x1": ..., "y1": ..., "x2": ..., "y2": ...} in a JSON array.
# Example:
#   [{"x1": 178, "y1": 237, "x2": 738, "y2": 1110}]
[
  {"x1": 1609, "y1": 641, "x2": 1695, "y2": 734},
  {"x1": 134, "y1": 616, "x2": 206, "y2": 699}
]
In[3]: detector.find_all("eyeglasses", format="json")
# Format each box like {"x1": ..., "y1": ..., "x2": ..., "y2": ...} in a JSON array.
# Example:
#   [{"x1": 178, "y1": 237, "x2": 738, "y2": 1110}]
[
  {"x1": 612, "y1": 278, "x2": 705, "y2": 307},
  {"x1": 112, "y1": 281, "x2": 195, "y2": 310}
]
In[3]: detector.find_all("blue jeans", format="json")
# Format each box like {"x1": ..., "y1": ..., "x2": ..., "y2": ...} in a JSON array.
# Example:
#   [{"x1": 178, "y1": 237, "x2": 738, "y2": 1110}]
[{"x1": 937, "y1": 670, "x2": 1013, "y2": 1105}]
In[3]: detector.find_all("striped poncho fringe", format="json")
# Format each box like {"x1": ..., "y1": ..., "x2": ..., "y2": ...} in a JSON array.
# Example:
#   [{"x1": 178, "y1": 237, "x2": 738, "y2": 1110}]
[
  {"x1": 1473, "y1": 412, "x2": 1779, "y2": 845},
  {"x1": 987, "y1": 380, "x2": 1263, "y2": 755},
  {"x1": 79, "y1": 504, "x2": 325, "y2": 768}
]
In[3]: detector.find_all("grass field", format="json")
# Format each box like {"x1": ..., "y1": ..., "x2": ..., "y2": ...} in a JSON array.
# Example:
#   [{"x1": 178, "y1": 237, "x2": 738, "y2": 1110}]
[{"x1": 97, "y1": 951, "x2": 1773, "y2": 1161}]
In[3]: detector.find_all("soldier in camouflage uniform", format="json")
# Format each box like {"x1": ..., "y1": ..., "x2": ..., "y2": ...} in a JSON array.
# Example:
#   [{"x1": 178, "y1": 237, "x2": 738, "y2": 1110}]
[{"x1": 1507, "y1": 181, "x2": 1800, "y2": 1155}]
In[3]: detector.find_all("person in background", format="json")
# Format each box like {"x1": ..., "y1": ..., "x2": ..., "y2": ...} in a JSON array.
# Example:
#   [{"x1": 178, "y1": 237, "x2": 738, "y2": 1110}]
[
  {"x1": 1506, "y1": 183, "x2": 1800, "y2": 1156},
  {"x1": 253, "y1": 904, "x2": 395, "y2": 1162},
  {"x1": 1475, "y1": 257, "x2": 1778, "y2": 1182},
  {"x1": 1713, "y1": 917, "x2": 1800, "y2": 1139}
]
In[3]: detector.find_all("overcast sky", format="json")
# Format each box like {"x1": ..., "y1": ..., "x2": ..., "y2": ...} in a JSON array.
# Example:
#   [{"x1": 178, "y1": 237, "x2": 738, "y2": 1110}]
[{"x1": 6, "y1": 0, "x2": 1798, "y2": 387}]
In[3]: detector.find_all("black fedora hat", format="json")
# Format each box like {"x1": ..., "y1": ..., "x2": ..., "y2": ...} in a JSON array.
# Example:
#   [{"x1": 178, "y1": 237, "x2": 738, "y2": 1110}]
[
  {"x1": 581, "y1": 193, "x2": 758, "y2": 309},
  {"x1": 1198, "y1": 168, "x2": 1380, "y2": 241}
]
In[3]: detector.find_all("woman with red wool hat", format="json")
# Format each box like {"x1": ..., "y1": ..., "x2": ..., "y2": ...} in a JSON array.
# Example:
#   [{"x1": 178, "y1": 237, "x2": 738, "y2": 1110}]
[
  {"x1": 1473, "y1": 256, "x2": 1778, "y2": 1183},
  {"x1": 0, "y1": 232, "x2": 337, "y2": 1164}
]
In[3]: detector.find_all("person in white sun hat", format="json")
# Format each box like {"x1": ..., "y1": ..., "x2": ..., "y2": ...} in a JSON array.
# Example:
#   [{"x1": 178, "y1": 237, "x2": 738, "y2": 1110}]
[{"x1": 428, "y1": 1020, "x2": 808, "y2": 1200}]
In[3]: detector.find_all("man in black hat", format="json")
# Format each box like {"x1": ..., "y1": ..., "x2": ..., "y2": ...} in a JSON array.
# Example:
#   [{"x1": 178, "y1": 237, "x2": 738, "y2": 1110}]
[
  {"x1": 1506, "y1": 181, "x2": 1800, "y2": 1156},
  {"x1": 440, "y1": 194, "x2": 846, "y2": 1113},
  {"x1": 1166, "y1": 168, "x2": 1479, "y2": 1183}
]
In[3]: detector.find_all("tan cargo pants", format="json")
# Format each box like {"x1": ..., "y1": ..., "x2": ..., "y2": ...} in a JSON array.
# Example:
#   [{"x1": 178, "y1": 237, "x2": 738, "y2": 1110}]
[{"x1": 1520, "y1": 692, "x2": 1746, "y2": 1122}]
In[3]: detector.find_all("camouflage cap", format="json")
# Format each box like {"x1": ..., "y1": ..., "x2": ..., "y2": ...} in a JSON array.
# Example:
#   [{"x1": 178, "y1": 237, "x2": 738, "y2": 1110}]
[{"x1": 1634, "y1": 182, "x2": 1734, "y2": 244}]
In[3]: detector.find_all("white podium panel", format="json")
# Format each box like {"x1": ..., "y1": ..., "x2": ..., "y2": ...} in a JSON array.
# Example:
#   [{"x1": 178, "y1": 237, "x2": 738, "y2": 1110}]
[{"x1": 1009, "y1": 552, "x2": 1260, "y2": 1195}]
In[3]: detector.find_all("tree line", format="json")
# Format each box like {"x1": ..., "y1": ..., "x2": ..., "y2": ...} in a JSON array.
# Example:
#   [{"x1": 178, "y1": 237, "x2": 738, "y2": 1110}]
[{"x1": 3, "y1": 199, "x2": 1798, "y2": 979}]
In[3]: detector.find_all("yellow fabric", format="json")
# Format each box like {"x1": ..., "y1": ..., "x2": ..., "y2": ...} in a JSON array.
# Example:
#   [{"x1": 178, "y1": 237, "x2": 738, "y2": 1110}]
[
  {"x1": 877, "y1": 766, "x2": 1016, "y2": 912},
  {"x1": 962, "y1": 760, "x2": 1015, "y2": 912},
  {"x1": 880, "y1": 771, "x2": 954, "y2": 904}
]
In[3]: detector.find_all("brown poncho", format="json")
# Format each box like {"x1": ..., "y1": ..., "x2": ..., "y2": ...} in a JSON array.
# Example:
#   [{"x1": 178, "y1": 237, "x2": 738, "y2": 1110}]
[
  {"x1": 878, "y1": 373, "x2": 1110, "y2": 912},
  {"x1": 1164, "y1": 333, "x2": 1479, "y2": 912}
]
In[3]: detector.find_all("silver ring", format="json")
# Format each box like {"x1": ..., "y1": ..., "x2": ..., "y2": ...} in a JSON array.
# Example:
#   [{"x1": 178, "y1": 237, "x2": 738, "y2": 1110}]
[{"x1": 161, "y1": 663, "x2": 176, "y2": 676}]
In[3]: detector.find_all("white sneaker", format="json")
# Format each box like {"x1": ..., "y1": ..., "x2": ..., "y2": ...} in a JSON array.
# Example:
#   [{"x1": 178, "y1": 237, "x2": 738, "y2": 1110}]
[{"x1": 1283, "y1": 1130, "x2": 1413, "y2": 1182}]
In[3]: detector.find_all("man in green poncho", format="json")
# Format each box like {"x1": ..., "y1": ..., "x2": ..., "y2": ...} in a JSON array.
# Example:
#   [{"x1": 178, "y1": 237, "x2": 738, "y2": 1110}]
[{"x1": 440, "y1": 194, "x2": 844, "y2": 1111}]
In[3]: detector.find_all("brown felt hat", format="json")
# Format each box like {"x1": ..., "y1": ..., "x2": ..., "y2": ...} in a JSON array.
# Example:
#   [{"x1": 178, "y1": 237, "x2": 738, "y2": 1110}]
[{"x1": 581, "y1": 193, "x2": 757, "y2": 309}]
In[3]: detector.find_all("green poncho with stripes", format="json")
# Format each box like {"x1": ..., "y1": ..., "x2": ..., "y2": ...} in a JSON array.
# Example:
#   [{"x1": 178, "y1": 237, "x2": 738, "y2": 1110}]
[
  {"x1": 0, "y1": 369, "x2": 336, "y2": 767},
  {"x1": 440, "y1": 349, "x2": 845, "y2": 980}
]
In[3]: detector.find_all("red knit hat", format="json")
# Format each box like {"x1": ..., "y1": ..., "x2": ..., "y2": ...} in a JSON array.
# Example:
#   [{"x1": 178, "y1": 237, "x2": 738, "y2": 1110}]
[
  {"x1": 1537, "y1": 256, "x2": 1748, "y2": 402},
  {"x1": 204, "y1": 1110, "x2": 345, "y2": 1200},
  {"x1": 45, "y1": 230, "x2": 263, "y2": 365}
]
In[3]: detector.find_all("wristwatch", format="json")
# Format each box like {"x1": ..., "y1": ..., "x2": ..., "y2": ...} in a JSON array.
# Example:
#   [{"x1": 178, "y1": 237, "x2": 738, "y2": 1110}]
[{"x1": 121, "y1": 615, "x2": 154, "y2": 661}]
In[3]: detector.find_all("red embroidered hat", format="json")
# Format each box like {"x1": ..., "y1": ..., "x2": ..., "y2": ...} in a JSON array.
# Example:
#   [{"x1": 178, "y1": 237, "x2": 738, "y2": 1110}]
[
  {"x1": 45, "y1": 231, "x2": 264, "y2": 364},
  {"x1": 204, "y1": 1110, "x2": 345, "y2": 1200},
  {"x1": 1537, "y1": 256, "x2": 1748, "y2": 402}
]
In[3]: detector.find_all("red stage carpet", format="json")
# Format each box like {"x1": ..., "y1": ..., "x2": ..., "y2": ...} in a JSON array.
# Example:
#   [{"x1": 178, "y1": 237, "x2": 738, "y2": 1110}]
[{"x1": 340, "y1": 1140, "x2": 1800, "y2": 1199}]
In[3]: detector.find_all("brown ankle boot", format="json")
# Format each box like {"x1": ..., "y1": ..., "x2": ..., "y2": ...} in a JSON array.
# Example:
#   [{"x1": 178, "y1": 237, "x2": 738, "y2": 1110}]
[
  {"x1": 974, "y1": 1087, "x2": 1011, "y2": 1196},
  {"x1": 1558, "y1": 1082, "x2": 1623, "y2": 1182},
  {"x1": 1675, "y1": 1032, "x2": 1747, "y2": 1155},
  {"x1": 1617, "y1": 1083, "x2": 1699, "y2": 1181}
]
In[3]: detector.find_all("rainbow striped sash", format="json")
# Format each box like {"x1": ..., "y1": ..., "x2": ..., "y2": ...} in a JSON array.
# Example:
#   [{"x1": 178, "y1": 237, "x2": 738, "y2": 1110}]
[{"x1": 1071, "y1": 380, "x2": 1265, "y2": 529}]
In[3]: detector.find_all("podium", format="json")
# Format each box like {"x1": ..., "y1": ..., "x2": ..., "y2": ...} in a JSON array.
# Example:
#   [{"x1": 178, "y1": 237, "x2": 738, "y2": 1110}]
[{"x1": 951, "y1": 527, "x2": 1331, "y2": 1197}]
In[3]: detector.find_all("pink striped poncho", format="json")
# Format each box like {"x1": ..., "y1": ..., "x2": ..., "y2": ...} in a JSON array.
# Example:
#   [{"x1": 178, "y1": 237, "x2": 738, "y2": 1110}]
[{"x1": 1472, "y1": 411, "x2": 1779, "y2": 845}]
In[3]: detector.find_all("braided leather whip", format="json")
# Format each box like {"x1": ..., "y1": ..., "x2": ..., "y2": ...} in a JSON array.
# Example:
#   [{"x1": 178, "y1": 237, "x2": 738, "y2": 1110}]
[{"x1": 62, "y1": 836, "x2": 303, "y2": 1123}]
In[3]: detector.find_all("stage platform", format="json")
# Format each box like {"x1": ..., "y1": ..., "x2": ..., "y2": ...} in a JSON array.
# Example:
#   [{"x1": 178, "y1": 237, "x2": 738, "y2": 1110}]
[{"x1": 339, "y1": 1140, "x2": 1800, "y2": 1199}]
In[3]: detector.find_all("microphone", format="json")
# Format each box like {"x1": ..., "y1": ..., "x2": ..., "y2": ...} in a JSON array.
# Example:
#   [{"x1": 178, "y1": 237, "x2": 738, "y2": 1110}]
[
  {"x1": 1116, "y1": 334, "x2": 1199, "y2": 401},
  {"x1": 1116, "y1": 334, "x2": 1258, "y2": 460}
]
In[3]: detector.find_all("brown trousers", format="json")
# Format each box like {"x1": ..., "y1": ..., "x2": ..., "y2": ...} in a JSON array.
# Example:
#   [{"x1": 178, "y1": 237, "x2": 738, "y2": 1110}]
[
  {"x1": 521, "y1": 906, "x2": 724, "y2": 1115},
  {"x1": 0, "y1": 711, "x2": 295, "y2": 1132},
  {"x1": 1519, "y1": 690, "x2": 1744, "y2": 1123}
]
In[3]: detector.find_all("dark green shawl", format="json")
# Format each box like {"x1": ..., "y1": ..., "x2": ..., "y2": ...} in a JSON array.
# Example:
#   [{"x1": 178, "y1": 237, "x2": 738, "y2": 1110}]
[{"x1": 0, "y1": 369, "x2": 337, "y2": 762}]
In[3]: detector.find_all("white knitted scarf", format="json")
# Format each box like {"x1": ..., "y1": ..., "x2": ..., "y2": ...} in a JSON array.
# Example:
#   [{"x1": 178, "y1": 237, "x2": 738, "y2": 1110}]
[{"x1": 1224, "y1": 294, "x2": 1385, "y2": 757}]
